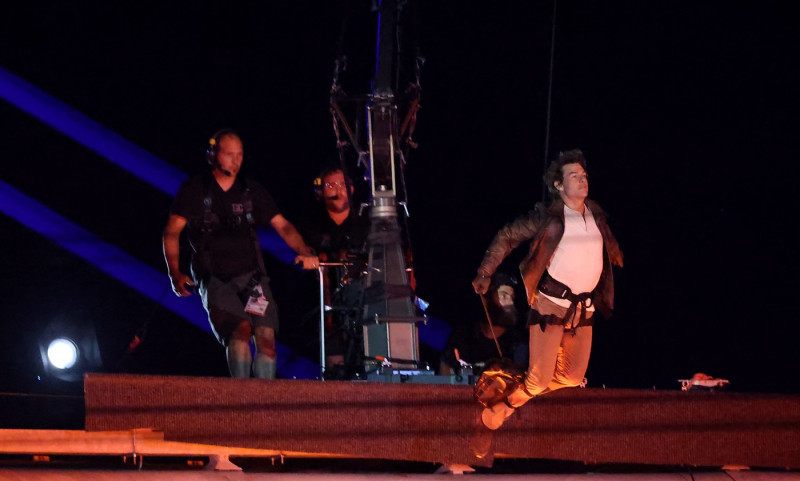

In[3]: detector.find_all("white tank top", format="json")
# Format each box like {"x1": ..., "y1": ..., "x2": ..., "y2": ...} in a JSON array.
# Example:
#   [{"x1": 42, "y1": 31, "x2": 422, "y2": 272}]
[{"x1": 540, "y1": 204, "x2": 604, "y2": 310}]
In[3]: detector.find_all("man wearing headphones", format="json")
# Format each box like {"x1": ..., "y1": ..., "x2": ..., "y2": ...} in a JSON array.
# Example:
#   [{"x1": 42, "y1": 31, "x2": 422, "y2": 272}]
[
  {"x1": 297, "y1": 166, "x2": 369, "y2": 376},
  {"x1": 162, "y1": 129, "x2": 317, "y2": 379},
  {"x1": 300, "y1": 167, "x2": 369, "y2": 263}
]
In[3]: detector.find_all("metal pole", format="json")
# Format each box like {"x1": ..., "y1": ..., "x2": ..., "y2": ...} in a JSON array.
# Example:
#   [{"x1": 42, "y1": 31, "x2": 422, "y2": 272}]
[
  {"x1": 318, "y1": 266, "x2": 326, "y2": 380},
  {"x1": 316, "y1": 262, "x2": 350, "y2": 381}
]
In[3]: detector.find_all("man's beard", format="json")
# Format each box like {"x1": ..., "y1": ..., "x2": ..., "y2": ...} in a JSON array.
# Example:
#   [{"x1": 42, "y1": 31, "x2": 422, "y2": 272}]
[
  {"x1": 325, "y1": 198, "x2": 349, "y2": 214},
  {"x1": 486, "y1": 302, "x2": 518, "y2": 328}
]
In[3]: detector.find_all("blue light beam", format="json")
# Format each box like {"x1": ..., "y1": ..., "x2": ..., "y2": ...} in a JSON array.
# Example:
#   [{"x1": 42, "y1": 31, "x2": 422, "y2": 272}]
[
  {"x1": 0, "y1": 179, "x2": 206, "y2": 325},
  {"x1": 0, "y1": 66, "x2": 186, "y2": 196}
]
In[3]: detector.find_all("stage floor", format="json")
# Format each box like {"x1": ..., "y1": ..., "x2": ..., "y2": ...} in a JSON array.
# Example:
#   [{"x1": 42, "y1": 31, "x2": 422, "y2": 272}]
[{"x1": 81, "y1": 374, "x2": 800, "y2": 470}]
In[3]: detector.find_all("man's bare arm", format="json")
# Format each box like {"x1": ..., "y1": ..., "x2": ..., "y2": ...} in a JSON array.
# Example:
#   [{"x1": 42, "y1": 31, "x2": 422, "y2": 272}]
[
  {"x1": 269, "y1": 214, "x2": 318, "y2": 269},
  {"x1": 162, "y1": 214, "x2": 194, "y2": 296}
]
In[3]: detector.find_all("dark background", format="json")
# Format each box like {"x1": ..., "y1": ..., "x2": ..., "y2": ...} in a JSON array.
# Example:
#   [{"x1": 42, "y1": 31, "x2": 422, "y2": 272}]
[{"x1": 1, "y1": 1, "x2": 798, "y2": 426}]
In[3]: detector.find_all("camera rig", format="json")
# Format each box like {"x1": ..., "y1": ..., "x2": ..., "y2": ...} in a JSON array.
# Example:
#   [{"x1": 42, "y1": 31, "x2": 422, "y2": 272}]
[{"x1": 327, "y1": 0, "x2": 426, "y2": 376}]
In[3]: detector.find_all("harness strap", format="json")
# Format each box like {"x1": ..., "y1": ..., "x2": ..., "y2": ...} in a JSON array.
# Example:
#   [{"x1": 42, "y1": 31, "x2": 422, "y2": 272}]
[
  {"x1": 537, "y1": 270, "x2": 593, "y2": 332},
  {"x1": 240, "y1": 185, "x2": 268, "y2": 278},
  {"x1": 199, "y1": 177, "x2": 268, "y2": 279}
]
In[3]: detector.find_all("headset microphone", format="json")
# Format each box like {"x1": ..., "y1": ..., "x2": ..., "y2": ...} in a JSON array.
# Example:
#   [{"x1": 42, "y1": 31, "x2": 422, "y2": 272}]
[
  {"x1": 313, "y1": 167, "x2": 353, "y2": 202},
  {"x1": 205, "y1": 128, "x2": 238, "y2": 176}
]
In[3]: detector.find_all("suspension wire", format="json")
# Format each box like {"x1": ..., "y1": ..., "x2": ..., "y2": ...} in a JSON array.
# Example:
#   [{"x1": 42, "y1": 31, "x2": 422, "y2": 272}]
[{"x1": 541, "y1": 0, "x2": 558, "y2": 202}]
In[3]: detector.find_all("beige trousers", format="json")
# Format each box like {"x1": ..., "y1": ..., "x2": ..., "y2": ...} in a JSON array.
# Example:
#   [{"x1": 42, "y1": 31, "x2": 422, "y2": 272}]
[{"x1": 507, "y1": 294, "x2": 593, "y2": 407}]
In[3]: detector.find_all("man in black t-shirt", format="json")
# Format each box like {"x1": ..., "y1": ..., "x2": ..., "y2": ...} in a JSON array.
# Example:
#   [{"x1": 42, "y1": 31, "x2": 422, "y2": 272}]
[
  {"x1": 163, "y1": 129, "x2": 317, "y2": 379},
  {"x1": 297, "y1": 167, "x2": 369, "y2": 376},
  {"x1": 300, "y1": 167, "x2": 369, "y2": 262}
]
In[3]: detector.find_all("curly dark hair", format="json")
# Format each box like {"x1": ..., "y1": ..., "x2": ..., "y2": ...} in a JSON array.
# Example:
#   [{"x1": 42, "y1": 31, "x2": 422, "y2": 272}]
[
  {"x1": 316, "y1": 166, "x2": 354, "y2": 190},
  {"x1": 543, "y1": 149, "x2": 588, "y2": 195},
  {"x1": 489, "y1": 272, "x2": 517, "y2": 293},
  {"x1": 319, "y1": 165, "x2": 344, "y2": 182},
  {"x1": 313, "y1": 165, "x2": 356, "y2": 204}
]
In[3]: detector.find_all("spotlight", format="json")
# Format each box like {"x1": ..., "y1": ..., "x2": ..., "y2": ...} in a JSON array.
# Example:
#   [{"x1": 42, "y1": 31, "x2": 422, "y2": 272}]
[
  {"x1": 38, "y1": 319, "x2": 102, "y2": 383},
  {"x1": 46, "y1": 338, "x2": 79, "y2": 370}
]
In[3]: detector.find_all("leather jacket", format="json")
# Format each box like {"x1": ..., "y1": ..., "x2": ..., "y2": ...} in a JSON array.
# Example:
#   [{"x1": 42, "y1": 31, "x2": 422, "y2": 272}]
[{"x1": 478, "y1": 198, "x2": 623, "y2": 318}]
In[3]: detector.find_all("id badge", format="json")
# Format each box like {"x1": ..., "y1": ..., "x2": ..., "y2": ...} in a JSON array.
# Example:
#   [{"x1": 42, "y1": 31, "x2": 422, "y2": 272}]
[{"x1": 245, "y1": 284, "x2": 269, "y2": 316}]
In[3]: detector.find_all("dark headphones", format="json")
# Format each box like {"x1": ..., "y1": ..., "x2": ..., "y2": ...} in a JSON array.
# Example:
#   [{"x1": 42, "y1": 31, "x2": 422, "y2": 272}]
[
  {"x1": 205, "y1": 128, "x2": 238, "y2": 167},
  {"x1": 312, "y1": 176, "x2": 325, "y2": 201},
  {"x1": 313, "y1": 166, "x2": 353, "y2": 202}
]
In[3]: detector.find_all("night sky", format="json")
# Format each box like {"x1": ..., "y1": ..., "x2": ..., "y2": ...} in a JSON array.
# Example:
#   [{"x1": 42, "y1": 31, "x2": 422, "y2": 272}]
[{"x1": 1, "y1": 1, "x2": 798, "y2": 426}]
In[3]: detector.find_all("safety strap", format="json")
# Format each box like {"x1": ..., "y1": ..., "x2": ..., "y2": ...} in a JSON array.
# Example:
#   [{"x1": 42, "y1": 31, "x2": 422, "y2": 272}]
[
  {"x1": 200, "y1": 177, "x2": 268, "y2": 278},
  {"x1": 537, "y1": 270, "x2": 593, "y2": 332},
  {"x1": 240, "y1": 185, "x2": 268, "y2": 278}
]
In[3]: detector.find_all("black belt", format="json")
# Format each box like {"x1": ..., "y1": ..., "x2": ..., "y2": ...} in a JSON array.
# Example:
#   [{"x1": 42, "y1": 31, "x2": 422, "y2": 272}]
[{"x1": 537, "y1": 270, "x2": 593, "y2": 332}]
